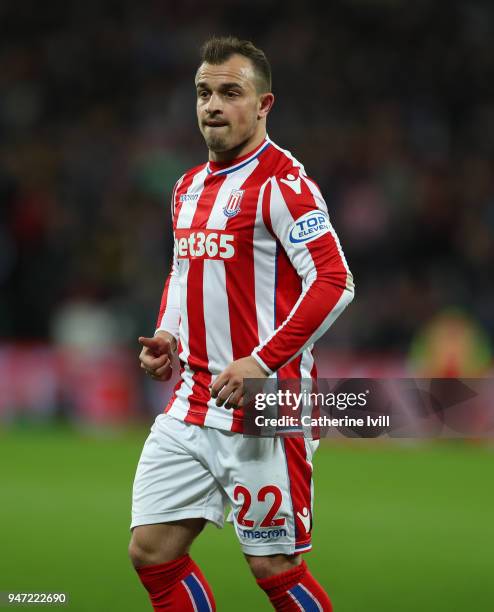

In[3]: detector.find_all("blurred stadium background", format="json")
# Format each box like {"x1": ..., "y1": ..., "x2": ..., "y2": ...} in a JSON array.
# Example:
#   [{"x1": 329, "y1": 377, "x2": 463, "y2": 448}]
[{"x1": 0, "y1": 1, "x2": 493, "y2": 610}]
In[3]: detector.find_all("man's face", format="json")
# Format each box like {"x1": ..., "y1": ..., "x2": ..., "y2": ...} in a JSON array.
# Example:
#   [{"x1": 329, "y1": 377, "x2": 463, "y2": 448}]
[{"x1": 195, "y1": 54, "x2": 264, "y2": 154}]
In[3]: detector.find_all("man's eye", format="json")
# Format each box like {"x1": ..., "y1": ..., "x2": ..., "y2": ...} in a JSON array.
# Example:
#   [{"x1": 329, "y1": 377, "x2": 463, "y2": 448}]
[
  {"x1": 198, "y1": 91, "x2": 209, "y2": 99},
  {"x1": 226, "y1": 91, "x2": 239, "y2": 98}
]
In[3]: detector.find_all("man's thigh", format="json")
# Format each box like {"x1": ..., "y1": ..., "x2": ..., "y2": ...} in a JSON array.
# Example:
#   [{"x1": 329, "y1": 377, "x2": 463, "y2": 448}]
[
  {"x1": 208, "y1": 431, "x2": 319, "y2": 556},
  {"x1": 131, "y1": 413, "x2": 227, "y2": 530}
]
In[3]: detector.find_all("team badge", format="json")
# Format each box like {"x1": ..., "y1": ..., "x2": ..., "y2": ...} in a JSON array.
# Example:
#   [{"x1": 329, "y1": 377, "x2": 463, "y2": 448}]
[{"x1": 224, "y1": 189, "x2": 244, "y2": 218}]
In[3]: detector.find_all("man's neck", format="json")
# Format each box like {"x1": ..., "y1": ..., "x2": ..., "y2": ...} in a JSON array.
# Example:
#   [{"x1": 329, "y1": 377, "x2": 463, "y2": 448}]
[{"x1": 208, "y1": 129, "x2": 267, "y2": 163}]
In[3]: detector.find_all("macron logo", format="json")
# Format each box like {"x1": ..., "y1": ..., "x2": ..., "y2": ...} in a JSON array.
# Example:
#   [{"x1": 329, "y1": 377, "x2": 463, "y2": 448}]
[
  {"x1": 296, "y1": 507, "x2": 311, "y2": 533},
  {"x1": 280, "y1": 173, "x2": 302, "y2": 194}
]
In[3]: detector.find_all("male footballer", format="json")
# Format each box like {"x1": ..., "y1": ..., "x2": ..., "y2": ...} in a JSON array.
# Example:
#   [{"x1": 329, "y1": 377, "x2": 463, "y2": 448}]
[{"x1": 129, "y1": 36, "x2": 354, "y2": 611}]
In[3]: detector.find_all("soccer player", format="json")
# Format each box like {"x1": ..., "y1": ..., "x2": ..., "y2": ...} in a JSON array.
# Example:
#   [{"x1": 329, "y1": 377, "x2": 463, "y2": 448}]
[{"x1": 129, "y1": 36, "x2": 354, "y2": 611}]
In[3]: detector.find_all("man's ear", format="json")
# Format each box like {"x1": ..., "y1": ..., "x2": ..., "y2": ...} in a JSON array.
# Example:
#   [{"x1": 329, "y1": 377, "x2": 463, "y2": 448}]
[{"x1": 258, "y1": 93, "x2": 275, "y2": 119}]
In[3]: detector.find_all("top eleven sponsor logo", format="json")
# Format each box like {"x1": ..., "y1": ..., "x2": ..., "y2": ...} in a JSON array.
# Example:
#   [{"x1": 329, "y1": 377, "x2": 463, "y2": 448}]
[
  {"x1": 224, "y1": 189, "x2": 244, "y2": 218},
  {"x1": 289, "y1": 210, "x2": 330, "y2": 244}
]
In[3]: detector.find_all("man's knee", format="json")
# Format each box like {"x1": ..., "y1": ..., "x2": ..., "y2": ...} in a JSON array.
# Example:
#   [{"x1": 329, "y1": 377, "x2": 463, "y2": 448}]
[
  {"x1": 129, "y1": 519, "x2": 206, "y2": 568},
  {"x1": 128, "y1": 528, "x2": 161, "y2": 568},
  {"x1": 245, "y1": 553, "x2": 302, "y2": 580}
]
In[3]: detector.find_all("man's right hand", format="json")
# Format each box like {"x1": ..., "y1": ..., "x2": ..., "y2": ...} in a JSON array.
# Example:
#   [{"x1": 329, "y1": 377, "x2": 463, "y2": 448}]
[{"x1": 138, "y1": 331, "x2": 177, "y2": 381}]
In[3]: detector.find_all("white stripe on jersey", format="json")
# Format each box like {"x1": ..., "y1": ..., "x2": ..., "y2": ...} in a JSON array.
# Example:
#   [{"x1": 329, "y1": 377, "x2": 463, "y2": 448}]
[{"x1": 300, "y1": 347, "x2": 314, "y2": 379}]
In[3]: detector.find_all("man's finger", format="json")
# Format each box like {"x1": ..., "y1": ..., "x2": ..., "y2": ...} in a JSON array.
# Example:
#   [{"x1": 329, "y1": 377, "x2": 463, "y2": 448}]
[
  {"x1": 210, "y1": 371, "x2": 229, "y2": 398},
  {"x1": 139, "y1": 336, "x2": 161, "y2": 350},
  {"x1": 139, "y1": 336, "x2": 172, "y2": 358},
  {"x1": 148, "y1": 371, "x2": 165, "y2": 381},
  {"x1": 140, "y1": 353, "x2": 169, "y2": 369},
  {"x1": 154, "y1": 363, "x2": 172, "y2": 378},
  {"x1": 216, "y1": 381, "x2": 239, "y2": 407},
  {"x1": 225, "y1": 388, "x2": 243, "y2": 410}
]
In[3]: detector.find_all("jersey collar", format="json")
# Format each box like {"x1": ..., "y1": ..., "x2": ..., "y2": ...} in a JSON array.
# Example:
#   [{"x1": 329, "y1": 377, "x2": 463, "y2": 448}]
[{"x1": 206, "y1": 136, "x2": 271, "y2": 176}]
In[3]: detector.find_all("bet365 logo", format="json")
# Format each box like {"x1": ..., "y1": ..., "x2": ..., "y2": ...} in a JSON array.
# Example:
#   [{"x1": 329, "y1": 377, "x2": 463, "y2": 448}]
[{"x1": 174, "y1": 229, "x2": 237, "y2": 260}]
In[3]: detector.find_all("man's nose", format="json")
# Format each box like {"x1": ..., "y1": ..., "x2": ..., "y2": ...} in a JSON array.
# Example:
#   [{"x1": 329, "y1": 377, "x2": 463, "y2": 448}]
[{"x1": 205, "y1": 92, "x2": 223, "y2": 114}]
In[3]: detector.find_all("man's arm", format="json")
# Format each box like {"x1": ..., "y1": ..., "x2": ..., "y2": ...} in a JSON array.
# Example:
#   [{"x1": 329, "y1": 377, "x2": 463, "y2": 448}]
[
  {"x1": 139, "y1": 252, "x2": 180, "y2": 381},
  {"x1": 250, "y1": 171, "x2": 355, "y2": 375},
  {"x1": 155, "y1": 252, "x2": 180, "y2": 342},
  {"x1": 139, "y1": 178, "x2": 183, "y2": 381}
]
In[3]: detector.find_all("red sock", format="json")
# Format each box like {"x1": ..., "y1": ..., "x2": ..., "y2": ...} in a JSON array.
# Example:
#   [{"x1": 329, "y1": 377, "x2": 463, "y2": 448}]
[
  {"x1": 136, "y1": 554, "x2": 215, "y2": 611},
  {"x1": 257, "y1": 560, "x2": 332, "y2": 611}
]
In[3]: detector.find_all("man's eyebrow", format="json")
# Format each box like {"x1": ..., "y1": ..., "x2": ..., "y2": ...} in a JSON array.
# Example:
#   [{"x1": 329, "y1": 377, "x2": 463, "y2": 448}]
[{"x1": 195, "y1": 81, "x2": 244, "y2": 90}]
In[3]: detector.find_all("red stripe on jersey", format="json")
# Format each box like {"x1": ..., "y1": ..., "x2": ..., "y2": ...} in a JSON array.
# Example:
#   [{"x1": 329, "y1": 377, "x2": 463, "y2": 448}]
[
  {"x1": 283, "y1": 437, "x2": 313, "y2": 549},
  {"x1": 184, "y1": 370, "x2": 214, "y2": 425},
  {"x1": 224, "y1": 171, "x2": 262, "y2": 359},
  {"x1": 185, "y1": 174, "x2": 226, "y2": 424},
  {"x1": 261, "y1": 180, "x2": 274, "y2": 237},
  {"x1": 230, "y1": 417, "x2": 244, "y2": 433}
]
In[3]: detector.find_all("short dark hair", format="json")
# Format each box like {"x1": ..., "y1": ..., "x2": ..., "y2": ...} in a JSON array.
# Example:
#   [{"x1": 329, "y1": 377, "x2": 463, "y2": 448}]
[{"x1": 199, "y1": 36, "x2": 272, "y2": 93}]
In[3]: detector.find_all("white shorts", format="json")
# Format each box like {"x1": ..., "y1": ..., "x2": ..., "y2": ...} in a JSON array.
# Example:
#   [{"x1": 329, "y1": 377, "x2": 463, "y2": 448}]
[{"x1": 131, "y1": 413, "x2": 319, "y2": 556}]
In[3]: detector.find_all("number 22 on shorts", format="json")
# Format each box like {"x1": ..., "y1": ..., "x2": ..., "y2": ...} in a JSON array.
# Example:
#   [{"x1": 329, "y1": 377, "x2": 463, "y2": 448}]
[{"x1": 234, "y1": 484, "x2": 286, "y2": 527}]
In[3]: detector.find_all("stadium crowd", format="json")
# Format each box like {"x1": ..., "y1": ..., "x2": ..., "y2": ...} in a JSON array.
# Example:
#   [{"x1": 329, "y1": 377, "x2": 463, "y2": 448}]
[{"x1": 1, "y1": 0, "x2": 493, "y2": 357}]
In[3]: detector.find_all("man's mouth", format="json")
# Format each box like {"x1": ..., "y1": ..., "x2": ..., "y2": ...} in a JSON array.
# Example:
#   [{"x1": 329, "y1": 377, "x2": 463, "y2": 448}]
[{"x1": 204, "y1": 121, "x2": 228, "y2": 127}]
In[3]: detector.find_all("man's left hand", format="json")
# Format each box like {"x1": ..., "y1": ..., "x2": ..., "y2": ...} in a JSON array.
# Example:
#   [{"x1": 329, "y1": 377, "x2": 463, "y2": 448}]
[{"x1": 210, "y1": 356, "x2": 269, "y2": 409}]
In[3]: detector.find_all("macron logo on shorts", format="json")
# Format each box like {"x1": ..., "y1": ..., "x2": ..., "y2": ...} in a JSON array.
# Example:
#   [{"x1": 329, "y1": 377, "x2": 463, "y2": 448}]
[
  {"x1": 239, "y1": 528, "x2": 287, "y2": 540},
  {"x1": 296, "y1": 507, "x2": 311, "y2": 533}
]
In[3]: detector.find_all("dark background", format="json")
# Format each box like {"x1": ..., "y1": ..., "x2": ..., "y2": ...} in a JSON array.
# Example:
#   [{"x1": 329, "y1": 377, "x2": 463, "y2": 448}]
[{"x1": 1, "y1": 0, "x2": 493, "y2": 363}]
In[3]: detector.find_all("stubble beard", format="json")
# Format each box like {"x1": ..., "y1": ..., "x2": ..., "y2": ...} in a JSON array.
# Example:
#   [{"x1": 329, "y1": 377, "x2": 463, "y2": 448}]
[{"x1": 204, "y1": 132, "x2": 229, "y2": 152}]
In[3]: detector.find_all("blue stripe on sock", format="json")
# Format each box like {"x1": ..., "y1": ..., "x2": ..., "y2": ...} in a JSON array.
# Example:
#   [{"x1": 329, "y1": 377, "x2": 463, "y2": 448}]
[
  {"x1": 289, "y1": 584, "x2": 320, "y2": 611},
  {"x1": 183, "y1": 573, "x2": 210, "y2": 611}
]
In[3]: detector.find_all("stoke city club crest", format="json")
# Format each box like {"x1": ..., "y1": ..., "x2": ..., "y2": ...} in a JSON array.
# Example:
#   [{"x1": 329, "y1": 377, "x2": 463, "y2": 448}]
[{"x1": 223, "y1": 189, "x2": 244, "y2": 218}]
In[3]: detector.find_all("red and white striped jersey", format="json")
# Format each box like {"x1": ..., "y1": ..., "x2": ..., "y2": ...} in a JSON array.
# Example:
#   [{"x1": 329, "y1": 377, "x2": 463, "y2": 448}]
[{"x1": 156, "y1": 135, "x2": 354, "y2": 432}]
